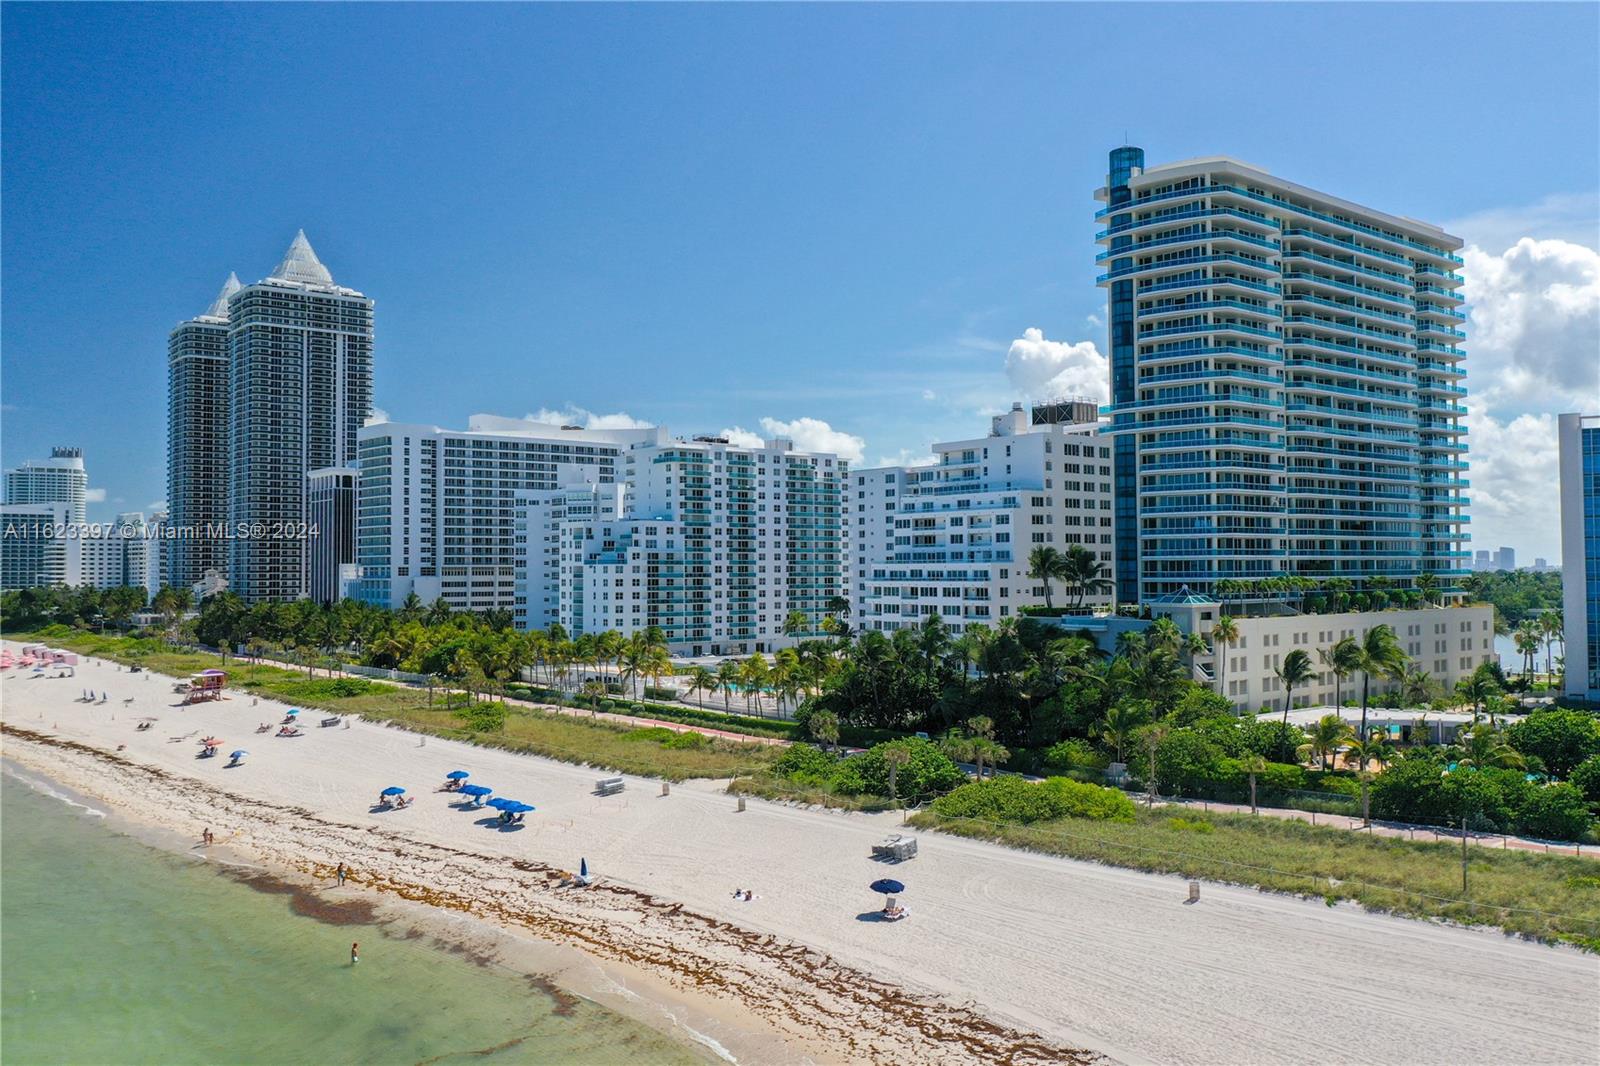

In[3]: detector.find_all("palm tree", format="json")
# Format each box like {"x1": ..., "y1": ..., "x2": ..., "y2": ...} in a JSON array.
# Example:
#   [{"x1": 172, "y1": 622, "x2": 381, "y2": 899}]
[
  {"x1": 1456, "y1": 669, "x2": 1500, "y2": 720},
  {"x1": 1415, "y1": 571, "x2": 1439, "y2": 606},
  {"x1": 1275, "y1": 649, "x2": 1315, "y2": 761},
  {"x1": 1398, "y1": 666, "x2": 1437, "y2": 708},
  {"x1": 969, "y1": 737, "x2": 1010, "y2": 783},
  {"x1": 1027, "y1": 546, "x2": 1066, "y2": 610},
  {"x1": 782, "y1": 610, "x2": 809, "y2": 641},
  {"x1": 685, "y1": 666, "x2": 718, "y2": 707},
  {"x1": 1239, "y1": 752, "x2": 1268, "y2": 814},
  {"x1": 1451, "y1": 724, "x2": 1526, "y2": 771},
  {"x1": 1353, "y1": 625, "x2": 1407, "y2": 742},
  {"x1": 1062, "y1": 544, "x2": 1114, "y2": 609},
  {"x1": 1099, "y1": 701, "x2": 1147, "y2": 764},
  {"x1": 1298, "y1": 713, "x2": 1353, "y2": 771},
  {"x1": 1342, "y1": 730, "x2": 1397, "y2": 775},
  {"x1": 807, "y1": 709, "x2": 840, "y2": 753},
  {"x1": 1319, "y1": 635, "x2": 1362, "y2": 709},
  {"x1": 716, "y1": 659, "x2": 742, "y2": 714},
  {"x1": 1538, "y1": 612, "x2": 1563, "y2": 684},
  {"x1": 1513, "y1": 621, "x2": 1542, "y2": 705},
  {"x1": 883, "y1": 742, "x2": 912, "y2": 801},
  {"x1": 740, "y1": 655, "x2": 770, "y2": 715},
  {"x1": 1210, "y1": 615, "x2": 1240, "y2": 709}
]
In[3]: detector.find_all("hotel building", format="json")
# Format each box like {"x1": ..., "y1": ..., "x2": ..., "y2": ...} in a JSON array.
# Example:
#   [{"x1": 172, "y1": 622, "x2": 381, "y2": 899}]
[
  {"x1": 851, "y1": 401, "x2": 1114, "y2": 635},
  {"x1": 167, "y1": 274, "x2": 239, "y2": 590},
  {"x1": 522, "y1": 434, "x2": 848, "y2": 655},
  {"x1": 0, "y1": 502, "x2": 69, "y2": 590},
  {"x1": 355, "y1": 416, "x2": 659, "y2": 614},
  {"x1": 1559, "y1": 412, "x2": 1599, "y2": 702},
  {"x1": 1096, "y1": 148, "x2": 1471, "y2": 606},
  {"x1": 5, "y1": 447, "x2": 88, "y2": 526},
  {"x1": 65, "y1": 512, "x2": 160, "y2": 598},
  {"x1": 228, "y1": 232, "x2": 373, "y2": 602}
]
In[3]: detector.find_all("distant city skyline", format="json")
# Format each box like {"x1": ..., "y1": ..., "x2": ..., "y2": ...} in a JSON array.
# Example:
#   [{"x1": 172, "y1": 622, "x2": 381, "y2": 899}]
[{"x1": 3, "y1": 4, "x2": 1596, "y2": 564}]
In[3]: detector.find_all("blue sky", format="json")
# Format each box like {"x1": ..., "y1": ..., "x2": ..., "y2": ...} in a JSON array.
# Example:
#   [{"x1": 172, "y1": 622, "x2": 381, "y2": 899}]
[{"x1": 3, "y1": 3, "x2": 1597, "y2": 560}]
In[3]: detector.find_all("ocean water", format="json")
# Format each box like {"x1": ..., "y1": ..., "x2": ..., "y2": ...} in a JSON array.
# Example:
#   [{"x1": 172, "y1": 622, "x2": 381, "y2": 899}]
[{"x1": 0, "y1": 771, "x2": 705, "y2": 1065}]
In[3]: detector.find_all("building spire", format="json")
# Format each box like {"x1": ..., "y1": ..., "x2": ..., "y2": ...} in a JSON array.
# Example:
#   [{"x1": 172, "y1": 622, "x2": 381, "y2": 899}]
[
  {"x1": 202, "y1": 272, "x2": 241, "y2": 319},
  {"x1": 269, "y1": 229, "x2": 334, "y2": 285}
]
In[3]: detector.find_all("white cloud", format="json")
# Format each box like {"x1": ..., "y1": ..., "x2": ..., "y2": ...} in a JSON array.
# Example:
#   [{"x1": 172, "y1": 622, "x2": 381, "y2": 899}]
[
  {"x1": 921, "y1": 389, "x2": 937, "y2": 401},
  {"x1": 525, "y1": 406, "x2": 655, "y2": 430},
  {"x1": 146, "y1": 500, "x2": 168, "y2": 514},
  {"x1": 876, "y1": 448, "x2": 937, "y2": 469},
  {"x1": 84, "y1": 487, "x2": 107, "y2": 503},
  {"x1": 1004, "y1": 327, "x2": 1109, "y2": 404},
  {"x1": 1460, "y1": 410, "x2": 1562, "y2": 561},
  {"x1": 1459, "y1": 237, "x2": 1600, "y2": 415},
  {"x1": 364, "y1": 406, "x2": 391, "y2": 426},
  {"x1": 716, "y1": 426, "x2": 766, "y2": 450},
  {"x1": 758, "y1": 416, "x2": 865, "y2": 463}
]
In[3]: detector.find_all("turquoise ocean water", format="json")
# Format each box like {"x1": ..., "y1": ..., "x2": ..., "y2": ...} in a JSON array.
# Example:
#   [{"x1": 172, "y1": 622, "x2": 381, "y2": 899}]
[{"x1": 0, "y1": 770, "x2": 704, "y2": 1065}]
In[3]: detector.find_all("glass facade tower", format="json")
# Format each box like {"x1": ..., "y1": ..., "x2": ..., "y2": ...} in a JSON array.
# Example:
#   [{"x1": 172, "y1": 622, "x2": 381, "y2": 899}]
[
  {"x1": 1096, "y1": 150, "x2": 1470, "y2": 605},
  {"x1": 167, "y1": 274, "x2": 239, "y2": 590},
  {"x1": 228, "y1": 232, "x2": 373, "y2": 602}
]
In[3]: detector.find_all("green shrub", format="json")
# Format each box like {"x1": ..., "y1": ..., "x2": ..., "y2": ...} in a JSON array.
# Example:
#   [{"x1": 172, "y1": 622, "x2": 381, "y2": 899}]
[
  {"x1": 1508, "y1": 710, "x2": 1600, "y2": 778},
  {"x1": 455, "y1": 701, "x2": 507, "y2": 732},
  {"x1": 1154, "y1": 729, "x2": 1225, "y2": 796},
  {"x1": 274, "y1": 677, "x2": 377, "y2": 700},
  {"x1": 1168, "y1": 688, "x2": 1236, "y2": 727},
  {"x1": 843, "y1": 738, "x2": 966, "y2": 800},
  {"x1": 664, "y1": 731, "x2": 708, "y2": 750},
  {"x1": 931, "y1": 775, "x2": 1136, "y2": 824},
  {"x1": 1304, "y1": 772, "x2": 1361, "y2": 798},
  {"x1": 1516, "y1": 783, "x2": 1594, "y2": 842},
  {"x1": 1570, "y1": 755, "x2": 1600, "y2": 808},
  {"x1": 642, "y1": 686, "x2": 678, "y2": 701},
  {"x1": 1167, "y1": 817, "x2": 1215, "y2": 834},
  {"x1": 1043, "y1": 738, "x2": 1108, "y2": 774}
]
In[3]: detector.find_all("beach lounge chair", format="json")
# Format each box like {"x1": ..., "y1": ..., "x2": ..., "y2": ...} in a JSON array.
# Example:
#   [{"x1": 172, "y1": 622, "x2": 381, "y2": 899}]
[
  {"x1": 871, "y1": 835, "x2": 918, "y2": 862},
  {"x1": 595, "y1": 776, "x2": 625, "y2": 796}
]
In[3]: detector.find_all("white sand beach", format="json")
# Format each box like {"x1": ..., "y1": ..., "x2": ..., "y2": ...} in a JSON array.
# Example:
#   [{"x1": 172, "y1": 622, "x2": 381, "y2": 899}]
[{"x1": 3, "y1": 644, "x2": 1597, "y2": 1066}]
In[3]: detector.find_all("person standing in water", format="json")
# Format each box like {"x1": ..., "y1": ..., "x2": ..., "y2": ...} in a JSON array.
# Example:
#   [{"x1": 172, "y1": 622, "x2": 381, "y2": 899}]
[{"x1": 351, "y1": 942, "x2": 359, "y2": 966}]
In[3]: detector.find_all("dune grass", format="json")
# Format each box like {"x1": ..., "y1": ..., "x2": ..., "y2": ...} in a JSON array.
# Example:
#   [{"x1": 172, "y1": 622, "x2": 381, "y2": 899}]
[
  {"x1": 10, "y1": 629, "x2": 779, "y2": 781},
  {"x1": 911, "y1": 804, "x2": 1600, "y2": 949}
]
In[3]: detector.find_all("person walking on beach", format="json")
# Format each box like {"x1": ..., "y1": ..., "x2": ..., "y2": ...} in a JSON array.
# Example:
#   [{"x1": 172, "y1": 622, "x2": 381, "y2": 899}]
[
  {"x1": 336, "y1": 863, "x2": 347, "y2": 887},
  {"x1": 351, "y1": 942, "x2": 359, "y2": 966}
]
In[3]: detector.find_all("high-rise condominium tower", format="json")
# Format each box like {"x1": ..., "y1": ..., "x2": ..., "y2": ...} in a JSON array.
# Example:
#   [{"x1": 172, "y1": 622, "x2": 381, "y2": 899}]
[
  {"x1": 5, "y1": 447, "x2": 88, "y2": 525},
  {"x1": 1096, "y1": 148, "x2": 1470, "y2": 605},
  {"x1": 167, "y1": 273, "x2": 239, "y2": 590},
  {"x1": 1558, "y1": 413, "x2": 1599, "y2": 702},
  {"x1": 229, "y1": 232, "x2": 373, "y2": 601}
]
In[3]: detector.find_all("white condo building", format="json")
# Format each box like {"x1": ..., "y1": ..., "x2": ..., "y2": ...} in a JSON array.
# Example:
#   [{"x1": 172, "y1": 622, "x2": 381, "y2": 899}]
[
  {"x1": 5, "y1": 447, "x2": 88, "y2": 526},
  {"x1": 520, "y1": 434, "x2": 848, "y2": 655},
  {"x1": 1096, "y1": 148, "x2": 1471, "y2": 606},
  {"x1": 228, "y1": 232, "x2": 373, "y2": 602},
  {"x1": 167, "y1": 273, "x2": 239, "y2": 590},
  {"x1": 66, "y1": 512, "x2": 160, "y2": 598},
  {"x1": 355, "y1": 416, "x2": 661, "y2": 614},
  {"x1": 852, "y1": 402, "x2": 1114, "y2": 635},
  {"x1": 1, "y1": 502, "x2": 69, "y2": 590}
]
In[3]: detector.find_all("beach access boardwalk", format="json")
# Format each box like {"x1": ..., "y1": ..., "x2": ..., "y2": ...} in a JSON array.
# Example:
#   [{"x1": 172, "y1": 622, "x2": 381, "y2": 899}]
[{"x1": 4, "y1": 641, "x2": 1597, "y2": 1066}]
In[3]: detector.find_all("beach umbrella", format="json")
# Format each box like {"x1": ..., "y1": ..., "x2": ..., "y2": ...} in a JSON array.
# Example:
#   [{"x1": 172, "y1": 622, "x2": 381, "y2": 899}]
[
  {"x1": 507, "y1": 802, "x2": 535, "y2": 814},
  {"x1": 485, "y1": 797, "x2": 513, "y2": 809},
  {"x1": 380, "y1": 786, "x2": 406, "y2": 797},
  {"x1": 869, "y1": 879, "x2": 905, "y2": 895},
  {"x1": 580, "y1": 858, "x2": 589, "y2": 879},
  {"x1": 446, "y1": 770, "x2": 470, "y2": 780},
  {"x1": 230, "y1": 750, "x2": 248, "y2": 758},
  {"x1": 460, "y1": 784, "x2": 492, "y2": 797},
  {"x1": 201, "y1": 736, "x2": 223, "y2": 746},
  {"x1": 286, "y1": 709, "x2": 300, "y2": 717}
]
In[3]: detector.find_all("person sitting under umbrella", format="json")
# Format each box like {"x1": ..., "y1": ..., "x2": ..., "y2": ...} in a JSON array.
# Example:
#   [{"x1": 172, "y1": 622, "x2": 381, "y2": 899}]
[{"x1": 443, "y1": 770, "x2": 470, "y2": 792}]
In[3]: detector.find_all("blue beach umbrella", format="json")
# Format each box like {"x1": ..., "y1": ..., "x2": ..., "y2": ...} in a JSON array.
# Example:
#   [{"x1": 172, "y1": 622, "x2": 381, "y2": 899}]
[
  {"x1": 286, "y1": 708, "x2": 300, "y2": 716},
  {"x1": 460, "y1": 784, "x2": 493, "y2": 798},
  {"x1": 507, "y1": 802, "x2": 535, "y2": 814},
  {"x1": 446, "y1": 770, "x2": 470, "y2": 780},
  {"x1": 869, "y1": 879, "x2": 904, "y2": 895},
  {"x1": 486, "y1": 797, "x2": 513, "y2": 810},
  {"x1": 580, "y1": 858, "x2": 588, "y2": 879},
  {"x1": 230, "y1": 750, "x2": 247, "y2": 759},
  {"x1": 381, "y1": 786, "x2": 406, "y2": 797}
]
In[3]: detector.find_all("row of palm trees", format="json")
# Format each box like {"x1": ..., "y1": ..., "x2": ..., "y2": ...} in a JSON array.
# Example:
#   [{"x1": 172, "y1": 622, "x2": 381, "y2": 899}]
[
  {"x1": 1213, "y1": 572, "x2": 1443, "y2": 611},
  {"x1": 1026, "y1": 545, "x2": 1114, "y2": 612},
  {"x1": 1511, "y1": 613, "x2": 1565, "y2": 691}
]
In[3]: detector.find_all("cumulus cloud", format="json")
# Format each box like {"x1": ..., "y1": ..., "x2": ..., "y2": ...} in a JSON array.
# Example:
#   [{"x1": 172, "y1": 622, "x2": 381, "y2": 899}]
[
  {"x1": 84, "y1": 487, "x2": 107, "y2": 503},
  {"x1": 364, "y1": 406, "x2": 391, "y2": 426},
  {"x1": 526, "y1": 406, "x2": 655, "y2": 430},
  {"x1": 1460, "y1": 410, "x2": 1562, "y2": 560},
  {"x1": 1460, "y1": 237, "x2": 1600, "y2": 413},
  {"x1": 758, "y1": 416, "x2": 865, "y2": 463},
  {"x1": 716, "y1": 426, "x2": 766, "y2": 450},
  {"x1": 1004, "y1": 327, "x2": 1110, "y2": 404},
  {"x1": 146, "y1": 500, "x2": 168, "y2": 514}
]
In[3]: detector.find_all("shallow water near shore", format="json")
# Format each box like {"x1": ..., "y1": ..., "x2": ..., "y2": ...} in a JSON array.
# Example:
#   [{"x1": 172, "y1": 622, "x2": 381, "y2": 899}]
[{"x1": 0, "y1": 770, "x2": 704, "y2": 1065}]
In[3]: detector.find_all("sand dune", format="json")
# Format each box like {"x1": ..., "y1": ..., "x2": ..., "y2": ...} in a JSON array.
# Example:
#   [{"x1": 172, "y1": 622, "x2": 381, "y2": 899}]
[{"x1": 3, "y1": 645, "x2": 1596, "y2": 1066}]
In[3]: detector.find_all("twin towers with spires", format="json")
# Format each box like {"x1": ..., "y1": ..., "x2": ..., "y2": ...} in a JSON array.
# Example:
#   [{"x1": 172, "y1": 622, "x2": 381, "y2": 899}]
[{"x1": 167, "y1": 232, "x2": 374, "y2": 601}]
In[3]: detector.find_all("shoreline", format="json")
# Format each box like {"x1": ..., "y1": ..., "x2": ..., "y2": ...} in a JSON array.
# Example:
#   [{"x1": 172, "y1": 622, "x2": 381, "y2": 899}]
[
  {"x1": 5, "y1": 641, "x2": 1597, "y2": 1066},
  {"x1": 0, "y1": 723, "x2": 1091, "y2": 1065},
  {"x1": 0, "y1": 753, "x2": 737, "y2": 1064}
]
